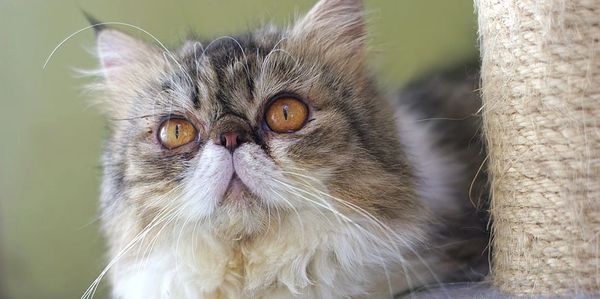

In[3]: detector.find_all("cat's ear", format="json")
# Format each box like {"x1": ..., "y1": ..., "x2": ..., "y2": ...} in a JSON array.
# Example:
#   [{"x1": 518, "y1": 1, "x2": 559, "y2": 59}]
[
  {"x1": 292, "y1": 0, "x2": 365, "y2": 55},
  {"x1": 84, "y1": 15, "x2": 163, "y2": 118},
  {"x1": 94, "y1": 28, "x2": 160, "y2": 85}
]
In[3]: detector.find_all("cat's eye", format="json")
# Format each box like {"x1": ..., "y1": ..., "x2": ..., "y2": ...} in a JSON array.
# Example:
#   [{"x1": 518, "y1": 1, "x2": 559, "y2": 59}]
[
  {"x1": 265, "y1": 96, "x2": 309, "y2": 133},
  {"x1": 158, "y1": 118, "x2": 197, "y2": 149}
]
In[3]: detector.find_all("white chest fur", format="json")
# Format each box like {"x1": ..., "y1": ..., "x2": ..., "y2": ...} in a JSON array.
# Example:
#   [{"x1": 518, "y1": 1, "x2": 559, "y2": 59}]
[{"x1": 109, "y1": 209, "x2": 420, "y2": 299}]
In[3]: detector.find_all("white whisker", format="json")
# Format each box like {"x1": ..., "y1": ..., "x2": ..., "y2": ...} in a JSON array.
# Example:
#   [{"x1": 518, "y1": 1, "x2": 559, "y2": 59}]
[
  {"x1": 82, "y1": 186, "x2": 186, "y2": 299},
  {"x1": 44, "y1": 22, "x2": 181, "y2": 71}
]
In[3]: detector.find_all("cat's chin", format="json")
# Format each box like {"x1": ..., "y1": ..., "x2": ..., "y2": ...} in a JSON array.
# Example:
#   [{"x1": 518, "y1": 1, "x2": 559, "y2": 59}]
[{"x1": 212, "y1": 188, "x2": 269, "y2": 237}]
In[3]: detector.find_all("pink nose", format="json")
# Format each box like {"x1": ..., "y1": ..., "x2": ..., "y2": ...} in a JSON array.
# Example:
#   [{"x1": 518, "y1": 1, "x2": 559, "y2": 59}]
[{"x1": 219, "y1": 132, "x2": 242, "y2": 152}]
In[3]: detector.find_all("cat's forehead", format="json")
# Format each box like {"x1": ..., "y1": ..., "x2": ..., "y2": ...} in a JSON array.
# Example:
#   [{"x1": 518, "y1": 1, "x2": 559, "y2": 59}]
[
  {"x1": 137, "y1": 25, "x2": 347, "y2": 127},
  {"x1": 157, "y1": 30, "x2": 284, "y2": 122}
]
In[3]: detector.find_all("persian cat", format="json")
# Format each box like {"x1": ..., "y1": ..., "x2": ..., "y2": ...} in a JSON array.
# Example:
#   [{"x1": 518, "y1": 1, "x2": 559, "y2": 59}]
[{"x1": 85, "y1": 0, "x2": 488, "y2": 298}]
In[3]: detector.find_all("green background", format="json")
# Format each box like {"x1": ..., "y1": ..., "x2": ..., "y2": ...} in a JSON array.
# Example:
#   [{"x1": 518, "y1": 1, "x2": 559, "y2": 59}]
[{"x1": 0, "y1": 0, "x2": 477, "y2": 298}]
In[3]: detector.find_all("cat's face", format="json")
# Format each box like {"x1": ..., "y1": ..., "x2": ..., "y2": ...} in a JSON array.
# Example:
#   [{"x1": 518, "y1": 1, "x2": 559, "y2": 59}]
[{"x1": 96, "y1": 0, "x2": 423, "y2": 238}]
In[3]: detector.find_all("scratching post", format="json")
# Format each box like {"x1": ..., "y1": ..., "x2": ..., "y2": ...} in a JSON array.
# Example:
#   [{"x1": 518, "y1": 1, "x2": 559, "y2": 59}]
[{"x1": 477, "y1": 0, "x2": 600, "y2": 296}]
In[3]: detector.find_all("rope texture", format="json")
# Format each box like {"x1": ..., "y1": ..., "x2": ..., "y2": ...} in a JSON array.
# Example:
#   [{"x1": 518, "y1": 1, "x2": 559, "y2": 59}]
[{"x1": 477, "y1": 0, "x2": 600, "y2": 295}]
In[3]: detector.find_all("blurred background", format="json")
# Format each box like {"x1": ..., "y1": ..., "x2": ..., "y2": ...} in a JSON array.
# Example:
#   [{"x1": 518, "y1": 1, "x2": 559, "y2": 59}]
[{"x1": 0, "y1": 0, "x2": 477, "y2": 298}]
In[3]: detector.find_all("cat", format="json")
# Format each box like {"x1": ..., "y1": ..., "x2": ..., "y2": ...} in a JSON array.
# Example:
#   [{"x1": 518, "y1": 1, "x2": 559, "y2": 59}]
[{"x1": 85, "y1": 0, "x2": 488, "y2": 298}]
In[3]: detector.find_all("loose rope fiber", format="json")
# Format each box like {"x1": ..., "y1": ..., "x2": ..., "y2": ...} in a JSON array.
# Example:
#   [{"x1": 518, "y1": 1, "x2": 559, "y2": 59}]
[{"x1": 477, "y1": 0, "x2": 600, "y2": 296}]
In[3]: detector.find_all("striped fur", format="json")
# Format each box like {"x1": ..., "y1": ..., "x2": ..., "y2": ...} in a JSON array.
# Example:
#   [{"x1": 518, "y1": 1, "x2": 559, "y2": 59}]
[{"x1": 87, "y1": 0, "x2": 488, "y2": 298}]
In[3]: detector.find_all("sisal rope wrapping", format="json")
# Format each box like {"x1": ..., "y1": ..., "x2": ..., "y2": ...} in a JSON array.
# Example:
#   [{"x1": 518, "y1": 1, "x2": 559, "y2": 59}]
[{"x1": 476, "y1": 0, "x2": 600, "y2": 296}]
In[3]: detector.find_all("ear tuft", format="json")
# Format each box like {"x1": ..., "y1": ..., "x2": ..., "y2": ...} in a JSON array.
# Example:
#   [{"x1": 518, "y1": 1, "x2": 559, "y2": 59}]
[
  {"x1": 82, "y1": 11, "x2": 107, "y2": 35},
  {"x1": 292, "y1": 0, "x2": 365, "y2": 52}
]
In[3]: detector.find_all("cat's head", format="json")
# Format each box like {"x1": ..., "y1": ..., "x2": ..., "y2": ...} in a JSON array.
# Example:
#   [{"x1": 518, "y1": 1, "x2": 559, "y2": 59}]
[{"x1": 94, "y1": 0, "x2": 424, "y2": 238}]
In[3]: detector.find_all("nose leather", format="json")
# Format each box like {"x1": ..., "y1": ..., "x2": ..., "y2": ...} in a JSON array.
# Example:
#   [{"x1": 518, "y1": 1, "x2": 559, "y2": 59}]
[
  {"x1": 211, "y1": 115, "x2": 252, "y2": 152},
  {"x1": 220, "y1": 132, "x2": 241, "y2": 152}
]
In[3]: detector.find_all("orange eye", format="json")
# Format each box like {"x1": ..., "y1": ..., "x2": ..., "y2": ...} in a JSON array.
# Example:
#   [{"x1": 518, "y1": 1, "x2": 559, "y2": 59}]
[
  {"x1": 265, "y1": 97, "x2": 309, "y2": 133},
  {"x1": 158, "y1": 118, "x2": 197, "y2": 149}
]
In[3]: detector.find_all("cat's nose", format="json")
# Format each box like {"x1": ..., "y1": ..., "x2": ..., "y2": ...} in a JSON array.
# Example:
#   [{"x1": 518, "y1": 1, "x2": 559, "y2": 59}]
[
  {"x1": 218, "y1": 132, "x2": 245, "y2": 152},
  {"x1": 211, "y1": 115, "x2": 252, "y2": 153}
]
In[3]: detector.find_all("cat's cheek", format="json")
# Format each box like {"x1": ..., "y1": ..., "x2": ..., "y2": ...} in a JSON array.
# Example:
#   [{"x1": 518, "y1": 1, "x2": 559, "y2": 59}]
[
  {"x1": 180, "y1": 143, "x2": 233, "y2": 219},
  {"x1": 266, "y1": 138, "x2": 296, "y2": 162}
]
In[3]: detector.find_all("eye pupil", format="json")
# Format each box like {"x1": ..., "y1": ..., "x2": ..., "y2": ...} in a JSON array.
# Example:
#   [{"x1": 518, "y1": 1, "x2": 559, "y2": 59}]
[
  {"x1": 175, "y1": 124, "x2": 180, "y2": 139},
  {"x1": 283, "y1": 105, "x2": 289, "y2": 120}
]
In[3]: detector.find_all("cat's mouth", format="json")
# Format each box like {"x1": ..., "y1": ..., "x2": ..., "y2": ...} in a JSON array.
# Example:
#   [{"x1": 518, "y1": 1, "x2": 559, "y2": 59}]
[{"x1": 222, "y1": 173, "x2": 246, "y2": 202}]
